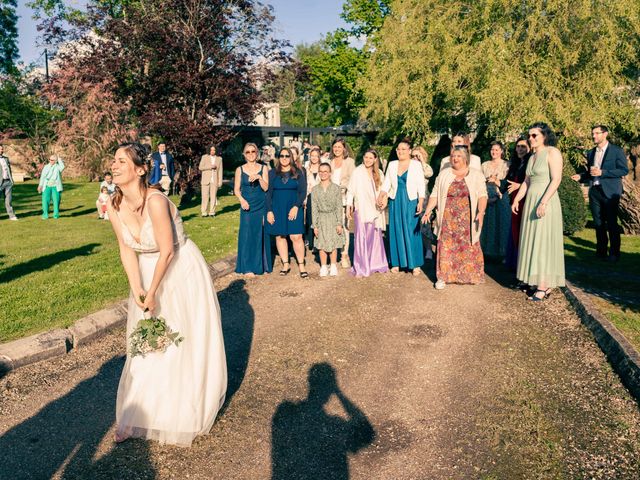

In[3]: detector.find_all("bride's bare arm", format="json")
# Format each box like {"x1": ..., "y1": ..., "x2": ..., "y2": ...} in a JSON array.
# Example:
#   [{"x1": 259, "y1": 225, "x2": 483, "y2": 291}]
[
  {"x1": 144, "y1": 194, "x2": 176, "y2": 313},
  {"x1": 107, "y1": 200, "x2": 145, "y2": 307}
]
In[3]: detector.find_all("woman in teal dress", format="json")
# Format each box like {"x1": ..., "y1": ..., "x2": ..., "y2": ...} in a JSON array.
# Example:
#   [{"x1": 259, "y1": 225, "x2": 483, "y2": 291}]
[
  {"x1": 512, "y1": 122, "x2": 565, "y2": 300},
  {"x1": 234, "y1": 143, "x2": 272, "y2": 276},
  {"x1": 378, "y1": 138, "x2": 426, "y2": 275}
]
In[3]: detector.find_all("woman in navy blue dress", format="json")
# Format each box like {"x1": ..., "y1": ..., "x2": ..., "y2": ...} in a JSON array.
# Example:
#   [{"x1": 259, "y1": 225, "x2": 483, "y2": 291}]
[
  {"x1": 234, "y1": 143, "x2": 272, "y2": 276},
  {"x1": 266, "y1": 148, "x2": 308, "y2": 278}
]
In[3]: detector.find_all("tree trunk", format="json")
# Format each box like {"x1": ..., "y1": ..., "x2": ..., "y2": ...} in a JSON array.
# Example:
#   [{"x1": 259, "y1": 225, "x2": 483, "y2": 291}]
[{"x1": 620, "y1": 177, "x2": 640, "y2": 235}]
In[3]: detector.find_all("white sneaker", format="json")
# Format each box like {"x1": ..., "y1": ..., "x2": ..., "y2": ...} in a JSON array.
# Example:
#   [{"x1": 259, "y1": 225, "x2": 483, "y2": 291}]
[
  {"x1": 329, "y1": 264, "x2": 338, "y2": 276},
  {"x1": 435, "y1": 279, "x2": 446, "y2": 290},
  {"x1": 319, "y1": 265, "x2": 329, "y2": 277},
  {"x1": 9, "y1": 216, "x2": 18, "y2": 221}
]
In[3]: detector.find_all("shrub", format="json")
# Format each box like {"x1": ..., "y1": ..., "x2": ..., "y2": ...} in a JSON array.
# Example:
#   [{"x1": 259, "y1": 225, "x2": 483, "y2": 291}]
[{"x1": 558, "y1": 174, "x2": 587, "y2": 235}]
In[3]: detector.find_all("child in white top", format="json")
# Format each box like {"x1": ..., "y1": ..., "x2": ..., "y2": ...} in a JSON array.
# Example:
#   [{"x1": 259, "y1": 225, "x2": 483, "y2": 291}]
[{"x1": 97, "y1": 186, "x2": 110, "y2": 219}]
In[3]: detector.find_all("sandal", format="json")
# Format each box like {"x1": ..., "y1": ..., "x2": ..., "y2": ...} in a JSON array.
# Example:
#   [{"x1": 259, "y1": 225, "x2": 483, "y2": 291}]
[
  {"x1": 529, "y1": 288, "x2": 552, "y2": 301},
  {"x1": 279, "y1": 262, "x2": 291, "y2": 276},
  {"x1": 298, "y1": 261, "x2": 309, "y2": 279}
]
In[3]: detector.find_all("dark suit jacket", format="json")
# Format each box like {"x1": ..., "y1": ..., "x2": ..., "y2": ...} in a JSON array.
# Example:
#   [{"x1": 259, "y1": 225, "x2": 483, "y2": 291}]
[
  {"x1": 578, "y1": 143, "x2": 628, "y2": 199},
  {"x1": 150, "y1": 152, "x2": 175, "y2": 184}
]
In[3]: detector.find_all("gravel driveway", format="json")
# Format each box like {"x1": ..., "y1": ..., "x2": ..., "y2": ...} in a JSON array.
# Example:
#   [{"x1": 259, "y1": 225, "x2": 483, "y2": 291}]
[{"x1": 1, "y1": 261, "x2": 639, "y2": 479}]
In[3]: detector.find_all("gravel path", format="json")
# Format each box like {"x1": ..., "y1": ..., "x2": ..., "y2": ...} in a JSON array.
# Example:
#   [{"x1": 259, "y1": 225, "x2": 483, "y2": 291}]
[{"x1": 1, "y1": 260, "x2": 640, "y2": 479}]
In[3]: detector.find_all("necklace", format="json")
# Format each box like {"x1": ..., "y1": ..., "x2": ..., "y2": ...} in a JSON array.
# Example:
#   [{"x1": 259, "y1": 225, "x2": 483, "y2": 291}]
[{"x1": 124, "y1": 196, "x2": 144, "y2": 214}]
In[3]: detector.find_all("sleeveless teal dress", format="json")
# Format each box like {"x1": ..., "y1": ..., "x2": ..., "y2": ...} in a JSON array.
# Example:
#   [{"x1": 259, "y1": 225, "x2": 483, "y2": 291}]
[{"x1": 516, "y1": 149, "x2": 565, "y2": 287}]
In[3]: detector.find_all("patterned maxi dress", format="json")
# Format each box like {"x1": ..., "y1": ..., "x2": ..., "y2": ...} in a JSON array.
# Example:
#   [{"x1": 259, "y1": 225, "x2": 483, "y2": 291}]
[{"x1": 436, "y1": 179, "x2": 485, "y2": 284}]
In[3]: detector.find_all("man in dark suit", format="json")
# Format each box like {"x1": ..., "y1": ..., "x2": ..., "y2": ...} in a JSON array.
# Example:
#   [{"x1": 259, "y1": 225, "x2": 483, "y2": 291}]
[
  {"x1": 571, "y1": 125, "x2": 629, "y2": 262},
  {"x1": 150, "y1": 142, "x2": 175, "y2": 192}
]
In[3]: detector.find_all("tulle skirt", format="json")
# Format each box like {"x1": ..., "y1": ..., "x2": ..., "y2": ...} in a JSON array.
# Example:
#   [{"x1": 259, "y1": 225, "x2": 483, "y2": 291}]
[{"x1": 116, "y1": 239, "x2": 227, "y2": 446}]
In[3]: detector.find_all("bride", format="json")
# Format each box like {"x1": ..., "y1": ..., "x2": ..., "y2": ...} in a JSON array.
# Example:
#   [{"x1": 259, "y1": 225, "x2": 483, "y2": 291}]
[{"x1": 106, "y1": 142, "x2": 227, "y2": 446}]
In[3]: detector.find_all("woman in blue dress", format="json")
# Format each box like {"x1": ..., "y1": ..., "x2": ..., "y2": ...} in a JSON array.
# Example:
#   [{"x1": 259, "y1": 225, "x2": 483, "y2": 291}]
[
  {"x1": 266, "y1": 147, "x2": 308, "y2": 278},
  {"x1": 234, "y1": 143, "x2": 272, "y2": 276},
  {"x1": 378, "y1": 138, "x2": 426, "y2": 276}
]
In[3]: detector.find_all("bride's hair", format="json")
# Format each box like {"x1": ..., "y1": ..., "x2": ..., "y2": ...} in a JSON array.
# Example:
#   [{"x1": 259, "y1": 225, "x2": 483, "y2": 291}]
[{"x1": 112, "y1": 142, "x2": 163, "y2": 212}]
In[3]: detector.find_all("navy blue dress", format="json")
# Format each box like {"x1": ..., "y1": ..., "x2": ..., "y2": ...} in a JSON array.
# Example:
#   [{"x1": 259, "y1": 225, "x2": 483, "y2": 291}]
[
  {"x1": 266, "y1": 170, "x2": 307, "y2": 236},
  {"x1": 236, "y1": 165, "x2": 272, "y2": 274},
  {"x1": 388, "y1": 171, "x2": 424, "y2": 269}
]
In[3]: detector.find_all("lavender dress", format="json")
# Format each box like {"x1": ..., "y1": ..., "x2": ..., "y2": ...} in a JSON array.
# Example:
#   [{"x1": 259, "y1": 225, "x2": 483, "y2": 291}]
[{"x1": 348, "y1": 167, "x2": 389, "y2": 277}]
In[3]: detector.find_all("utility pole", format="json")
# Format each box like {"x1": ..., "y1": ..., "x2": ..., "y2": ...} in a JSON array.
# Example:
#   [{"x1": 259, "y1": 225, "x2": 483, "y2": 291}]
[{"x1": 45, "y1": 49, "x2": 49, "y2": 82}]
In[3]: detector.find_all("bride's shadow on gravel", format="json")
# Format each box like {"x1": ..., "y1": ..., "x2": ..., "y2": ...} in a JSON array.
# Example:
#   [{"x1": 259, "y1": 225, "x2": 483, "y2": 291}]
[
  {"x1": 218, "y1": 278, "x2": 254, "y2": 415},
  {"x1": 0, "y1": 356, "x2": 156, "y2": 480}
]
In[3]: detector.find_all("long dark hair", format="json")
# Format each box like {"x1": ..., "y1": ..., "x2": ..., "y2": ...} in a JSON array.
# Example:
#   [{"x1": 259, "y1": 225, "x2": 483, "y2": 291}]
[
  {"x1": 529, "y1": 122, "x2": 557, "y2": 146},
  {"x1": 489, "y1": 141, "x2": 506, "y2": 160},
  {"x1": 507, "y1": 136, "x2": 531, "y2": 183},
  {"x1": 276, "y1": 147, "x2": 299, "y2": 178},
  {"x1": 112, "y1": 142, "x2": 162, "y2": 212}
]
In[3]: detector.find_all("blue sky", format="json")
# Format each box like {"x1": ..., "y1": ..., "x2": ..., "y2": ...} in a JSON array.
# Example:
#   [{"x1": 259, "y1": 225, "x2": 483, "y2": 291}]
[{"x1": 16, "y1": 0, "x2": 348, "y2": 66}]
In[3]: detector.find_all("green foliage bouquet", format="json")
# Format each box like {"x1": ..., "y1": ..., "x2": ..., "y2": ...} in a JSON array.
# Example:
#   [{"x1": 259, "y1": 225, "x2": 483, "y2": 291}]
[
  {"x1": 129, "y1": 317, "x2": 184, "y2": 358},
  {"x1": 129, "y1": 296, "x2": 184, "y2": 358}
]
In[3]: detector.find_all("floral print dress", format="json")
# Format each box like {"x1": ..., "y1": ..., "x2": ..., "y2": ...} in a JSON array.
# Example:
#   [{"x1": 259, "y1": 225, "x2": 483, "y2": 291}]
[{"x1": 436, "y1": 179, "x2": 484, "y2": 284}]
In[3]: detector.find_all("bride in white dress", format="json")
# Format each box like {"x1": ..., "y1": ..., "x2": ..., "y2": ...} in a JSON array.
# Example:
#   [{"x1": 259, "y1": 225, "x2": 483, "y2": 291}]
[{"x1": 106, "y1": 142, "x2": 227, "y2": 446}]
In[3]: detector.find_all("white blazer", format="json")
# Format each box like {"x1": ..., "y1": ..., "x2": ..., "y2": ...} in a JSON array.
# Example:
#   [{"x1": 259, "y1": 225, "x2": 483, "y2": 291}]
[{"x1": 381, "y1": 160, "x2": 426, "y2": 200}]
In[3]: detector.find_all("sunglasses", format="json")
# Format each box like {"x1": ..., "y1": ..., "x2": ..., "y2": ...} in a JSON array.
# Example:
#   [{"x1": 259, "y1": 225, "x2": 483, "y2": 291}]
[
  {"x1": 244, "y1": 150, "x2": 257, "y2": 154},
  {"x1": 279, "y1": 154, "x2": 291, "y2": 158},
  {"x1": 453, "y1": 145, "x2": 469, "y2": 150},
  {"x1": 528, "y1": 133, "x2": 538, "y2": 139}
]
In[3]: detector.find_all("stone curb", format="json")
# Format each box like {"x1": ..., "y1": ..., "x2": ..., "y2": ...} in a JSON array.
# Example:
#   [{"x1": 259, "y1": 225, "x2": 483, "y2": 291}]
[
  {"x1": 0, "y1": 254, "x2": 237, "y2": 377},
  {"x1": 563, "y1": 280, "x2": 640, "y2": 402}
]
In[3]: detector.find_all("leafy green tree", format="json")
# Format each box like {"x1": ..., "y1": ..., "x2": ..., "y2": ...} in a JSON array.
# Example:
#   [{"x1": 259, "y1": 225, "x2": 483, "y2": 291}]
[
  {"x1": 363, "y1": 0, "x2": 640, "y2": 144},
  {"x1": 0, "y1": 0, "x2": 18, "y2": 74}
]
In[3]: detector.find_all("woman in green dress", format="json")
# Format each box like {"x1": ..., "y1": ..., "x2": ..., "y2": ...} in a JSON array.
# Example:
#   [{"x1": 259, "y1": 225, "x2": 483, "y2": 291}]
[{"x1": 512, "y1": 122, "x2": 565, "y2": 300}]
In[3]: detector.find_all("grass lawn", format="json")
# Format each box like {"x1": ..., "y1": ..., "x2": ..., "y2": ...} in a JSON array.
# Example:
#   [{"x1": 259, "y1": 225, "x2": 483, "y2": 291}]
[
  {"x1": 564, "y1": 225, "x2": 640, "y2": 351},
  {"x1": 0, "y1": 180, "x2": 239, "y2": 342}
]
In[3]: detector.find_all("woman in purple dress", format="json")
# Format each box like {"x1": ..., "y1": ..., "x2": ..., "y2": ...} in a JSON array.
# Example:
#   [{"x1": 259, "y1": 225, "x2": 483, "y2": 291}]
[{"x1": 346, "y1": 150, "x2": 389, "y2": 277}]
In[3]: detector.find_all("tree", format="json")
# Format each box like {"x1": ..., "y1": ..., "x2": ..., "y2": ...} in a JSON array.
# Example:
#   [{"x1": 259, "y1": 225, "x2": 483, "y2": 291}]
[
  {"x1": 0, "y1": 0, "x2": 18, "y2": 74},
  {"x1": 41, "y1": 65, "x2": 136, "y2": 180},
  {"x1": 31, "y1": 0, "x2": 288, "y2": 186},
  {"x1": 363, "y1": 0, "x2": 640, "y2": 144}
]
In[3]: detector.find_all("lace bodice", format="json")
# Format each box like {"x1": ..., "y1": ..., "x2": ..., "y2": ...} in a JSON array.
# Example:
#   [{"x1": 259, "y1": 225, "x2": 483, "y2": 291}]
[{"x1": 118, "y1": 191, "x2": 187, "y2": 253}]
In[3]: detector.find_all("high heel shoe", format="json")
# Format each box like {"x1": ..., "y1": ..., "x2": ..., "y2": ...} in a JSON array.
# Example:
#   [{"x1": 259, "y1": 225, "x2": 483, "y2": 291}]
[
  {"x1": 298, "y1": 261, "x2": 309, "y2": 279},
  {"x1": 529, "y1": 288, "x2": 552, "y2": 301},
  {"x1": 279, "y1": 262, "x2": 291, "y2": 276}
]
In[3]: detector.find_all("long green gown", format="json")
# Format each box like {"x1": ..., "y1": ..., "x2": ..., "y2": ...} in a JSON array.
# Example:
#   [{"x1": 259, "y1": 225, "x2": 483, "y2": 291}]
[{"x1": 516, "y1": 148, "x2": 565, "y2": 287}]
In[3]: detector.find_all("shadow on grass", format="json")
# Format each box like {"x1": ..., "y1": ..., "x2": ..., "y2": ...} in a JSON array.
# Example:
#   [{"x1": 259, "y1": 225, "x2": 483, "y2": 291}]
[
  {"x1": 271, "y1": 363, "x2": 375, "y2": 480},
  {"x1": 218, "y1": 279, "x2": 254, "y2": 416},
  {"x1": 0, "y1": 356, "x2": 156, "y2": 480},
  {"x1": 67, "y1": 207, "x2": 100, "y2": 218},
  {"x1": 0, "y1": 243, "x2": 100, "y2": 283}
]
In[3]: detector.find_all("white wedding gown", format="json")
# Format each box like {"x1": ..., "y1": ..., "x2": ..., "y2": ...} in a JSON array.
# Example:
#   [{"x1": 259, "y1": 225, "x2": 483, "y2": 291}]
[{"x1": 115, "y1": 191, "x2": 227, "y2": 446}]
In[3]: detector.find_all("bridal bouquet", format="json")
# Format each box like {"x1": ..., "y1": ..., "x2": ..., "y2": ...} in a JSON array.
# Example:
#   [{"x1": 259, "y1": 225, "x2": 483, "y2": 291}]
[{"x1": 129, "y1": 296, "x2": 184, "y2": 358}]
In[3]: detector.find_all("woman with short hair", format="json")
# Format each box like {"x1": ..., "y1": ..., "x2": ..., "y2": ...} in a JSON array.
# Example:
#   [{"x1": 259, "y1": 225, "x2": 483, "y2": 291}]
[
  {"x1": 234, "y1": 143, "x2": 271, "y2": 276},
  {"x1": 422, "y1": 146, "x2": 487, "y2": 289}
]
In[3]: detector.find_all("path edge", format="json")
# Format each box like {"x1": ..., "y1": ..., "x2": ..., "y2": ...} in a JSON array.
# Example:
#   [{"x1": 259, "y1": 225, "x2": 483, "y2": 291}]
[
  {"x1": 0, "y1": 255, "x2": 237, "y2": 378},
  {"x1": 562, "y1": 280, "x2": 640, "y2": 402}
]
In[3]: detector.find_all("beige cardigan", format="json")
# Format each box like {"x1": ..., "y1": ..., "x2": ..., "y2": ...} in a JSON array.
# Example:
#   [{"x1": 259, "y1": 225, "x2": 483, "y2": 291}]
[
  {"x1": 430, "y1": 168, "x2": 488, "y2": 244},
  {"x1": 330, "y1": 156, "x2": 356, "y2": 193}
]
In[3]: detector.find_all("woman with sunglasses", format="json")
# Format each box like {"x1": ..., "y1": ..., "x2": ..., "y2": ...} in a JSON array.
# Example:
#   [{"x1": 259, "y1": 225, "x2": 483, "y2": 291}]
[
  {"x1": 234, "y1": 143, "x2": 271, "y2": 276},
  {"x1": 266, "y1": 147, "x2": 308, "y2": 277},
  {"x1": 512, "y1": 123, "x2": 565, "y2": 300},
  {"x1": 378, "y1": 137, "x2": 426, "y2": 276},
  {"x1": 505, "y1": 136, "x2": 531, "y2": 272}
]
